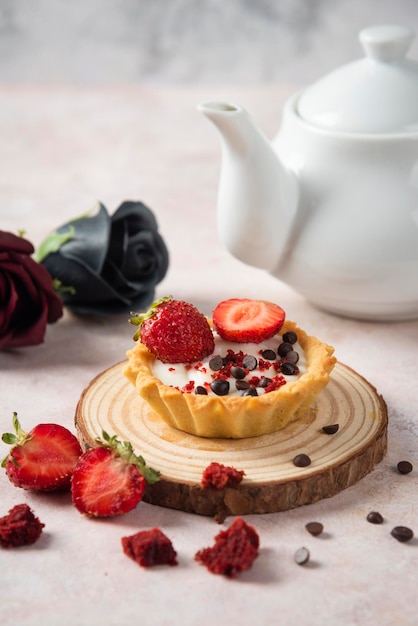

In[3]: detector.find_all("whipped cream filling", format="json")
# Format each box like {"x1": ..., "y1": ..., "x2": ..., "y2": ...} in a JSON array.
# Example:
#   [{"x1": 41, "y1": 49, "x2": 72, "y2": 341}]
[{"x1": 151, "y1": 331, "x2": 306, "y2": 397}]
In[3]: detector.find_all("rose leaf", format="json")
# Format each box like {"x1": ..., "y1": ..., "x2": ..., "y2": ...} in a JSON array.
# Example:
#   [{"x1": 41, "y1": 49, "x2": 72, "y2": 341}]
[{"x1": 35, "y1": 226, "x2": 75, "y2": 263}]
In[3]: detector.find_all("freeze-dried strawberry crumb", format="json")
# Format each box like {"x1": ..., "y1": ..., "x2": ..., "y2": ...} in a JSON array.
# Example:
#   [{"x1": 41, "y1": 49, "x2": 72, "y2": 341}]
[
  {"x1": 0, "y1": 503, "x2": 44, "y2": 548},
  {"x1": 122, "y1": 528, "x2": 178, "y2": 567},
  {"x1": 264, "y1": 376, "x2": 287, "y2": 393},
  {"x1": 195, "y1": 517, "x2": 259, "y2": 577},
  {"x1": 201, "y1": 462, "x2": 245, "y2": 490},
  {"x1": 181, "y1": 380, "x2": 195, "y2": 393},
  {"x1": 257, "y1": 358, "x2": 272, "y2": 371}
]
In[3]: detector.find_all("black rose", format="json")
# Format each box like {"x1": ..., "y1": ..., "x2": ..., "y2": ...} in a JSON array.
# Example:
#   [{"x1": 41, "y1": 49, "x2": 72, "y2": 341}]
[{"x1": 39, "y1": 201, "x2": 169, "y2": 316}]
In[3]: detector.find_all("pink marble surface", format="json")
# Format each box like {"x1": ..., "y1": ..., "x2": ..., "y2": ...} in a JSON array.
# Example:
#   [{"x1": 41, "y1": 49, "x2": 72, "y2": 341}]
[{"x1": 0, "y1": 85, "x2": 417, "y2": 626}]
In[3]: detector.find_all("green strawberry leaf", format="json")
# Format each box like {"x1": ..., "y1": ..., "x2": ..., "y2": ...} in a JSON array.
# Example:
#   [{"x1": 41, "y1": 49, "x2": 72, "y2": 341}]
[
  {"x1": 1, "y1": 412, "x2": 29, "y2": 467},
  {"x1": 95, "y1": 430, "x2": 160, "y2": 484},
  {"x1": 129, "y1": 295, "x2": 172, "y2": 341}
]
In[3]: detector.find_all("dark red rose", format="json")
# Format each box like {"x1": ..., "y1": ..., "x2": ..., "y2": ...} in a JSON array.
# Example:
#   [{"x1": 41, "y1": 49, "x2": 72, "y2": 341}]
[{"x1": 0, "y1": 231, "x2": 63, "y2": 349}]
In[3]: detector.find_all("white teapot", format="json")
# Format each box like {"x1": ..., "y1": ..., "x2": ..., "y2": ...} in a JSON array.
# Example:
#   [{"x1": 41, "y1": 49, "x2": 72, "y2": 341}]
[{"x1": 199, "y1": 25, "x2": 418, "y2": 320}]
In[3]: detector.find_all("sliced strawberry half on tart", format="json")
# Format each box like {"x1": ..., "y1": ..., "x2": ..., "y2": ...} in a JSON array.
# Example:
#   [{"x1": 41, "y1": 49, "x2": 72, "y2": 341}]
[{"x1": 212, "y1": 298, "x2": 285, "y2": 343}]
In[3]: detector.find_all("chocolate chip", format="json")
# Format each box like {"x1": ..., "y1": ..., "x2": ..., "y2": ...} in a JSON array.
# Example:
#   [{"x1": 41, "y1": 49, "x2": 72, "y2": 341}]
[
  {"x1": 242, "y1": 387, "x2": 258, "y2": 397},
  {"x1": 230, "y1": 365, "x2": 246, "y2": 380},
  {"x1": 258, "y1": 377, "x2": 272, "y2": 388},
  {"x1": 280, "y1": 361, "x2": 298, "y2": 375},
  {"x1": 293, "y1": 453, "x2": 311, "y2": 467},
  {"x1": 210, "y1": 379, "x2": 230, "y2": 396},
  {"x1": 305, "y1": 522, "x2": 324, "y2": 536},
  {"x1": 322, "y1": 424, "x2": 340, "y2": 435},
  {"x1": 294, "y1": 546, "x2": 310, "y2": 565},
  {"x1": 283, "y1": 331, "x2": 297, "y2": 345},
  {"x1": 391, "y1": 526, "x2": 414, "y2": 543},
  {"x1": 278, "y1": 342, "x2": 293, "y2": 357},
  {"x1": 209, "y1": 355, "x2": 223, "y2": 371},
  {"x1": 261, "y1": 349, "x2": 276, "y2": 361},
  {"x1": 366, "y1": 511, "x2": 384, "y2": 524},
  {"x1": 242, "y1": 355, "x2": 257, "y2": 370},
  {"x1": 397, "y1": 460, "x2": 413, "y2": 475},
  {"x1": 235, "y1": 379, "x2": 250, "y2": 391},
  {"x1": 195, "y1": 385, "x2": 208, "y2": 395},
  {"x1": 285, "y1": 350, "x2": 299, "y2": 364}
]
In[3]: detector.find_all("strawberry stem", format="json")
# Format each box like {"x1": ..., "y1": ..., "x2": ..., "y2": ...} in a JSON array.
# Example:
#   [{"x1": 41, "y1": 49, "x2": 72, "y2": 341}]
[
  {"x1": 129, "y1": 296, "x2": 172, "y2": 341},
  {"x1": 1, "y1": 412, "x2": 31, "y2": 468},
  {"x1": 95, "y1": 430, "x2": 160, "y2": 484}
]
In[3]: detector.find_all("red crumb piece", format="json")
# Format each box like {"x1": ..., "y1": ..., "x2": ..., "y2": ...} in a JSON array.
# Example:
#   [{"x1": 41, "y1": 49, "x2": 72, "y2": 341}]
[
  {"x1": 257, "y1": 358, "x2": 272, "y2": 371},
  {"x1": 195, "y1": 517, "x2": 259, "y2": 578},
  {"x1": 201, "y1": 462, "x2": 245, "y2": 490},
  {"x1": 0, "y1": 503, "x2": 44, "y2": 548},
  {"x1": 181, "y1": 380, "x2": 195, "y2": 393},
  {"x1": 122, "y1": 528, "x2": 178, "y2": 567},
  {"x1": 264, "y1": 376, "x2": 287, "y2": 393}
]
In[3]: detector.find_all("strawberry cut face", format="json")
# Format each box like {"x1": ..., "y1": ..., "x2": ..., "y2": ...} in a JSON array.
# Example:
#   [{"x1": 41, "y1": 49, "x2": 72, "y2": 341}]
[
  {"x1": 3, "y1": 422, "x2": 82, "y2": 491},
  {"x1": 71, "y1": 447, "x2": 146, "y2": 517},
  {"x1": 212, "y1": 298, "x2": 286, "y2": 343}
]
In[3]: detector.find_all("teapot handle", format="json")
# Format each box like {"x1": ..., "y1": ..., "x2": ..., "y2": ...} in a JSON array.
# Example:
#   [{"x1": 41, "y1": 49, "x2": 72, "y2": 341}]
[{"x1": 359, "y1": 24, "x2": 415, "y2": 62}]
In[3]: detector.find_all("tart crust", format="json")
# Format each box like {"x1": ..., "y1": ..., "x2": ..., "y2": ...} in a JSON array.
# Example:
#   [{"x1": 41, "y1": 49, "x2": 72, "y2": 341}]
[{"x1": 124, "y1": 320, "x2": 336, "y2": 439}]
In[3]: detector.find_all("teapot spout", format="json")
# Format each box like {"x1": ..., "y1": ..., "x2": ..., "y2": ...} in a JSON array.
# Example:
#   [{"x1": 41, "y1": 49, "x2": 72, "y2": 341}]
[{"x1": 198, "y1": 101, "x2": 298, "y2": 272}]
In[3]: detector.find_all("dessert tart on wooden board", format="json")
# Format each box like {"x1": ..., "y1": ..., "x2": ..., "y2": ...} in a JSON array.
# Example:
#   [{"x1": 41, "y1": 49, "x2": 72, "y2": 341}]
[
  {"x1": 75, "y1": 360, "x2": 388, "y2": 520},
  {"x1": 125, "y1": 298, "x2": 337, "y2": 439},
  {"x1": 75, "y1": 298, "x2": 387, "y2": 519}
]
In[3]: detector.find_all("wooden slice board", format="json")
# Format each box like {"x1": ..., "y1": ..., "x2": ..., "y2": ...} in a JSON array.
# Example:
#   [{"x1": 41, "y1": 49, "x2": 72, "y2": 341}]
[{"x1": 75, "y1": 361, "x2": 387, "y2": 520}]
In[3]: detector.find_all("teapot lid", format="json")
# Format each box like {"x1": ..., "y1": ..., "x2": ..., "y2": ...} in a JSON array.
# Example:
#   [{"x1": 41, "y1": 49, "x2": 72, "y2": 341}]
[{"x1": 297, "y1": 25, "x2": 418, "y2": 133}]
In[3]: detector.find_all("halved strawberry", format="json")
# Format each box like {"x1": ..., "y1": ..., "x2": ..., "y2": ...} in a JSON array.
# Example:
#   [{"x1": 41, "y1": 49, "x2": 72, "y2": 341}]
[
  {"x1": 1, "y1": 412, "x2": 82, "y2": 491},
  {"x1": 129, "y1": 296, "x2": 214, "y2": 363},
  {"x1": 71, "y1": 431, "x2": 160, "y2": 517},
  {"x1": 212, "y1": 298, "x2": 285, "y2": 343}
]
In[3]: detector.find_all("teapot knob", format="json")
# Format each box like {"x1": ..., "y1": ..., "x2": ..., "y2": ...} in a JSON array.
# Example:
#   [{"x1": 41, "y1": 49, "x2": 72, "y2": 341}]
[{"x1": 359, "y1": 24, "x2": 415, "y2": 62}]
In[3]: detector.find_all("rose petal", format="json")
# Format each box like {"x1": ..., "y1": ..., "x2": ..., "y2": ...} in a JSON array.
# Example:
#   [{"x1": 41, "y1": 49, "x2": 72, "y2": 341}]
[
  {"x1": 0, "y1": 271, "x2": 17, "y2": 335},
  {"x1": 107, "y1": 201, "x2": 160, "y2": 270},
  {"x1": 0, "y1": 235, "x2": 63, "y2": 349},
  {"x1": 55, "y1": 254, "x2": 155, "y2": 316},
  {"x1": 42, "y1": 252, "x2": 135, "y2": 314},
  {"x1": 106, "y1": 218, "x2": 125, "y2": 267},
  {"x1": 0, "y1": 269, "x2": 11, "y2": 308},
  {"x1": 2, "y1": 258, "x2": 40, "y2": 304},
  {"x1": 18, "y1": 255, "x2": 63, "y2": 323},
  {"x1": 102, "y1": 257, "x2": 156, "y2": 301},
  {"x1": 108, "y1": 202, "x2": 169, "y2": 285},
  {"x1": 1, "y1": 299, "x2": 49, "y2": 348},
  {"x1": 111, "y1": 201, "x2": 159, "y2": 232},
  {"x1": 0, "y1": 231, "x2": 34, "y2": 255},
  {"x1": 122, "y1": 230, "x2": 169, "y2": 282},
  {"x1": 46, "y1": 203, "x2": 110, "y2": 273},
  {"x1": 0, "y1": 266, "x2": 46, "y2": 349}
]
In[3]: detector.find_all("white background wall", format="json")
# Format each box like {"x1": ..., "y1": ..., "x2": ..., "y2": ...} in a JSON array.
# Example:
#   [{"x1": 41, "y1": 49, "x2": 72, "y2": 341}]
[{"x1": 0, "y1": 0, "x2": 417, "y2": 85}]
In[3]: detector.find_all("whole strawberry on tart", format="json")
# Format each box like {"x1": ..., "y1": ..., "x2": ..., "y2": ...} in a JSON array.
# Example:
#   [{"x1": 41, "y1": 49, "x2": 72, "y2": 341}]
[{"x1": 125, "y1": 297, "x2": 336, "y2": 439}]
